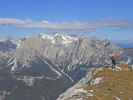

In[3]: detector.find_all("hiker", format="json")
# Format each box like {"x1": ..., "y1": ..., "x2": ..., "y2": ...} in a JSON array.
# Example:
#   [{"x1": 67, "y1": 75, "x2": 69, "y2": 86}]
[
  {"x1": 110, "y1": 54, "x2": 116, "y2": 69},
  {"x1": 110, "y1": 53, "x2": 121, "y2": 71}
]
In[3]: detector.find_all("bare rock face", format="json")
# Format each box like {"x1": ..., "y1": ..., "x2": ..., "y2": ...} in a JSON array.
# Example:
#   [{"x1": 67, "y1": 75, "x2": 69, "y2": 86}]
[{"x1": 9, "y1": 33, "x2": 122, "y2": 76}]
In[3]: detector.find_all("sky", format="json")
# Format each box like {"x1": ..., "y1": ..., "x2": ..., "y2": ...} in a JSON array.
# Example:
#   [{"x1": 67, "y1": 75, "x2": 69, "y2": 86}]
[{"x1": 0, "y1": 0, "x2": 133, "y2": 43}]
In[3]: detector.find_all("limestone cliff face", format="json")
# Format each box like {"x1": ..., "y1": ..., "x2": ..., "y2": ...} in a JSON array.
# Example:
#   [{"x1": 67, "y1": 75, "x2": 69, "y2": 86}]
[{"x1": 8, "y1": 34, "x2": 122, "y2": 78}]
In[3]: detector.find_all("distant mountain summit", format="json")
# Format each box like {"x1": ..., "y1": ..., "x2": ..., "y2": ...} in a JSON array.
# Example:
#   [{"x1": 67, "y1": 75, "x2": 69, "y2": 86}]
[
  {"x1": 39, "y1": 33, "x2": 78, "y2": 44},
  {"x1": 0, "y1": 39, "x2": 16, "y2": 52}
]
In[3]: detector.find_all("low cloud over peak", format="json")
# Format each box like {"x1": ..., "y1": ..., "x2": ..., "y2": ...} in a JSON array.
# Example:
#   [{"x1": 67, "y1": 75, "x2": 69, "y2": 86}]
[{"x1": 0, "y1": 18, "x2": 132, "y2": 32}]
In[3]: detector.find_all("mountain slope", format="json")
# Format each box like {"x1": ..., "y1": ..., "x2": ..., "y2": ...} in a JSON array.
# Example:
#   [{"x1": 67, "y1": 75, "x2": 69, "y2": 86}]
[
  {"x1": 0, "y1": 33, "x2": 125, "y2": 100},
  {"x1": 57, "y1": 64, "x2": 133, "y2": 100}
]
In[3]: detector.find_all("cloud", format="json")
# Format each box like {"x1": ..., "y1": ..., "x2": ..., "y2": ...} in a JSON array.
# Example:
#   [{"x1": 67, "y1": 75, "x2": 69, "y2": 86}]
[
  {"x1": 0, "y1": 18, "x2": 30, "y2": 25},
  {"x1": 0, "y1": 18, "x2": 132, "y2": 32}
]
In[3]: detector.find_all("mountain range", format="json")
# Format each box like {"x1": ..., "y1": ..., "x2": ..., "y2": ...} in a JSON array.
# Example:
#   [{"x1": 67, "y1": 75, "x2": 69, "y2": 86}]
[{"x1": 0, "y1": 33, "x2": 129, "y2": 100}]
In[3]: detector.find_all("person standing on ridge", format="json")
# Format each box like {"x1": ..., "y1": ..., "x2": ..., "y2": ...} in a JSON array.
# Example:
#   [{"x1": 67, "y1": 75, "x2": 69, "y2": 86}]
[{"x1": 110, "y1": 53, "x2": 119, "y2": 70}]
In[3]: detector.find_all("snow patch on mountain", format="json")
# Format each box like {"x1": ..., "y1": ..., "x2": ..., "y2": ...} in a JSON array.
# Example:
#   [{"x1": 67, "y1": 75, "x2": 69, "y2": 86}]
[{"x1": 40, "y1": 33, "x2": 78, "y2": 45}]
